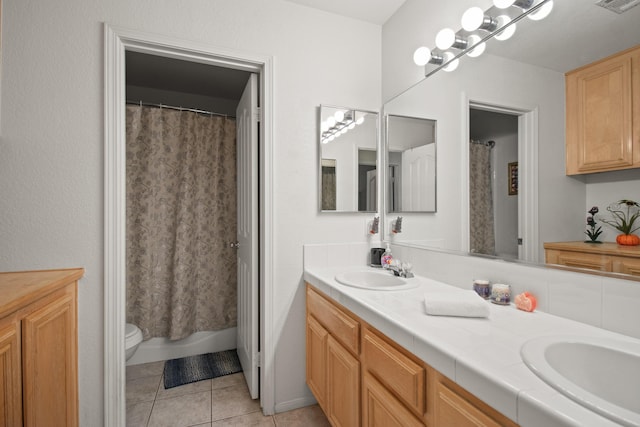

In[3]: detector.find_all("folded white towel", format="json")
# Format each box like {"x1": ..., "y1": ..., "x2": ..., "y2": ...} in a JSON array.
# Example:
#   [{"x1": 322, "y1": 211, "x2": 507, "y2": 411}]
[{"x1": 424, "y1": 290, "x2": 490, "y2": 318}]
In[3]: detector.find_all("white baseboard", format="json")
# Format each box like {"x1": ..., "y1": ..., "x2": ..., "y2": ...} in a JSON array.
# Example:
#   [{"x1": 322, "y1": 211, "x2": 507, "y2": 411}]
[{"x1": 273, "y1": 395, "x2": 319, "y2": 414}]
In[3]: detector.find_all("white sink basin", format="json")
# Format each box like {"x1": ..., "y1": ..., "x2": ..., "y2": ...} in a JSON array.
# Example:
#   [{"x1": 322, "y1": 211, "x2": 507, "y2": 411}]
[
  {"x1": 521, "y1": 335, "x2": 640, "y2": 426},
  {"x1": 334, "y1": 270, "x2": 417, "y2": 291}
]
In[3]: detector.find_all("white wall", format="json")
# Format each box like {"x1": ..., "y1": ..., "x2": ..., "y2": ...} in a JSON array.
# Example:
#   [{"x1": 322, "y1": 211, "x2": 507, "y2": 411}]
[{"x1": 0, "y1": 0, "x2": 381, "y2": 423}]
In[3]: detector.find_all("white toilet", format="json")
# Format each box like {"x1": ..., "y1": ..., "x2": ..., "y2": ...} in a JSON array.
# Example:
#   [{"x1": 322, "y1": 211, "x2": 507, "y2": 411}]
[{"x1": 125, "y1": 323, "x2": 143, "y2": 361}]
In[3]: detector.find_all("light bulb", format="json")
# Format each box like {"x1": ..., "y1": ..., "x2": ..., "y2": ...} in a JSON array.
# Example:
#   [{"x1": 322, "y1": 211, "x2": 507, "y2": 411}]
[
  {"x1": 334, "y1": 111, "x2": 345, "y2": 122},
  {"x1": 413, "y1": 46, "x2": 431, "y2": 66},
  {"x1": 442, "y1": 52, "x2": 459, "y2": 72},
  {"x1": 528, "y1": 0, "x2": 553, "y2": 20},
  {"x1": 348, "y1": 123, "x2": 356, "y2": 130},
  {"x1": 493, "y1": 0, "x2": 515, "y2": 8},
  {"x1": 436, "y1": 28, "x2": 456, "y2": 50},
  {"x1": 494, "y1": 15, "x2": 516, "y2": 41},
  {"x1": 466, "y1": 35, "x2": 486, "y2": 58},
  {"x1": 326, "y1": 116, "x2": 336, "y2": 128},
  {"x1": 461, "y1": 7, "x2": 484, "y2": 31},
  {"x1": 356, "y1": 116, "x2": 365, "y2": 125}
]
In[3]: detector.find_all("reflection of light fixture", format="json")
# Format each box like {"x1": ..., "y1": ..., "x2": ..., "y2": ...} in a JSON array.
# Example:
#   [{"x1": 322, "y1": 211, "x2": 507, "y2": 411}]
[
  {"x1": 466, "y1": 35, "x2": 486, "y2": 57},
  {"x1": 321, "y1": 110, "x2": 366, "y2": 144},
  {"x1": 493, "y1": 0, "x2": 534, "y2": 9},
  {"x1": 494, "y1": 15, "x2": 516, "y2": 40},
  {"x1": 461, "y1": 7, "x2": 499, "y2": 32},
  {"x1": 442, "y1": 52, "x2": 459, "y2": 72},
  {"x1": 528, "y1": 0, "x2": 553, "y2": 20}
]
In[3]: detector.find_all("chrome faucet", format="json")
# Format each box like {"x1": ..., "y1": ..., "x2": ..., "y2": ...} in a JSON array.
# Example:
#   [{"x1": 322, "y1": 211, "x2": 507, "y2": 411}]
[{"x1": 388, "y1": 260, "x2": 414, "y2": 278}]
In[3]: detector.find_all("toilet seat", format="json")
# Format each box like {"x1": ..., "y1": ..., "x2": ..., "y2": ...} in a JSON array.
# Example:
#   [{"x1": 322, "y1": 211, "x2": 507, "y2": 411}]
[{"x1": 125, "y1": 323, "x2": 143, "y2": 348}]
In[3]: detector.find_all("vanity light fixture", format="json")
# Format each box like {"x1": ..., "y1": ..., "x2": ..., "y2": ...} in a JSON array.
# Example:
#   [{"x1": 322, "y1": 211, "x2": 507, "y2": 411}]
[
  {"x1": 321, "y1": 110, "x2": 365, "y2": 144},
  {"x1": 494, "y1": 15, "x2": 516, "y2": 41},
  {"x1": 461, "y1": 7, "x2": 499, "y2": 32},
  {"x1": 412, "y1": 0, "x2": 553, "y2": 76},
  {"x1": 528, "y1": 0, "x2": 554, "y2": 20}
]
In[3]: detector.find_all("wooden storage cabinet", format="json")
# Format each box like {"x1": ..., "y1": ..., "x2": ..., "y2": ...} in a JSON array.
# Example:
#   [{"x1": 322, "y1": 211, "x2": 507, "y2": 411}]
[
  {"x1": 0, "y1": 268, "x2": 83, "y2": 427},
  {"x1": 544, "y1": 241, "x2": 640, "y2": 279},
  {"x1": 565, "y1": 44, "x2": 640, "y2": 175},
  {"x1": 305, "y1": 283, "x2": 519, "y2": 427},
  {"x1": 306, "y1": 286, "x2": 360, "y2": 427}
]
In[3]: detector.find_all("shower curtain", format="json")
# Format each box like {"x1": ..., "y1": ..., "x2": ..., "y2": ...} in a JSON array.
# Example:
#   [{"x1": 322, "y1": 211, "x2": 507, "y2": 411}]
[
  {"x1": 126, "y1": 105, "x2": 237, "y2": 341},
  {"x1": 469, "y1": 141, "x2": 496, "y2": 256}
]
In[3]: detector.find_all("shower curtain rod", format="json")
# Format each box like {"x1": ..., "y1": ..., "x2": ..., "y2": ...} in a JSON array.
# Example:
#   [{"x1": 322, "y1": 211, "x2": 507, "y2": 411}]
[
  {"x1": 126, "y1": 100, "x2": 234, "y2": 118},
  {"x1": 470, "y1": 139, "x2": 495, "y2": 148}
]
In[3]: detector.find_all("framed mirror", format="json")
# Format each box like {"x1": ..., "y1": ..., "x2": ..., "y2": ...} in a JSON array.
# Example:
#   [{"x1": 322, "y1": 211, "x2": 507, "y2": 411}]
[
  {"x1": 386, "y1": 114, "x2": 437, "y2": 213},
  {"x1": 318, "y1": 105, "x2": 379, "y2": 212}
]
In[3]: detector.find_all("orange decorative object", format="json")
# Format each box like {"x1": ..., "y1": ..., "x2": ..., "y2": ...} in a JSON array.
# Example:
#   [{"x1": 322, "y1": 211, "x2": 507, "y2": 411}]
[
  {"x1": 515, "y1": 292, "x2": 537, "y2": 312},
  {"x1": 616, "y1": 234, "x2": 640, "y2": 246}
]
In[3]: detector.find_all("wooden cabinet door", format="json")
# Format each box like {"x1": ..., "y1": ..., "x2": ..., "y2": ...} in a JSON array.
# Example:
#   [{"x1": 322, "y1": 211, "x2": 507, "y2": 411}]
[
  {"x1": 436, "y1": 381, "x2": 503, "y2": 427},
  {"x1": 362, "y1": 373, "x2": 423, "y2": 427},
  {"x1": 327, "y1": 335, "x2": 360, "y2": 427},
  {"x1": 306, "y1": 315, "x2": 328, "y2": 410},
  {"x1": 566, "y1": 47, "x2": 639, "y2": 174},
  {"x1": 0, "y1": 322, "x2": 21, "y2": 427},
  {"x1": 22, "y1": 292, "x2": 78, "y2": 427}
]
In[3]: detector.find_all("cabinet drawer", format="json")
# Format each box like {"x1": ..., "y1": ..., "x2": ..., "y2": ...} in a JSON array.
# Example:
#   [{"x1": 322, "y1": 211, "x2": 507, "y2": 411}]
[
  {"x1": 362, "y1": 372, "x2": 424, "y2": 427},
  {"x1": 306, "y1": 285, "x2": 359, "y2": 355},
  {"x1": 362, "y1": 328, "x2": 425, "y2": 415},
  {"x1": 546, "y1": 249, "x2": 612, "y2": 271}
]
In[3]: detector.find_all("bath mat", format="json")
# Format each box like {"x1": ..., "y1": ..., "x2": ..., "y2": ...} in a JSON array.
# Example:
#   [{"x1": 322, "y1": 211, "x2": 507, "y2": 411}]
[{"x1": 163, "y1": 349, "x2": 242, "y2": 389}]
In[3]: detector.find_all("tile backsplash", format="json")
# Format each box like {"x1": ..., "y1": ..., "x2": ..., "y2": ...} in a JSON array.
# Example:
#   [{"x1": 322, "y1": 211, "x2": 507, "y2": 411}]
[{"x1": 303, "y1": 242, "x2": 640, "y2": 340}]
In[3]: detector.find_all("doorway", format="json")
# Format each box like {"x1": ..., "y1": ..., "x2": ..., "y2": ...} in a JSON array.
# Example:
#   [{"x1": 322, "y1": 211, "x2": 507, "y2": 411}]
[
  {"x1": 463, "y1": 99, "x2": 539, "y2": 263},
  {"x1": 469, "y1": 108, "x2": 519, "y2": 259},
  {"x1": 104, "y1": 25, "x2": 275, "y2": 426}
]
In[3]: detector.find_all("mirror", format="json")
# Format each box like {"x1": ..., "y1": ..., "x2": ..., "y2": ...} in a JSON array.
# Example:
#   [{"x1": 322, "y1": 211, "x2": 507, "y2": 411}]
[
  {"x1": 386, "y1": 115, "x2": 437, "y2": 213},
  {"x1": 382, "y1": 0, "x2": 640, "y2": 278},
  {"x1": 319, "y1": 105, "x2": 379, "y2": 212}
]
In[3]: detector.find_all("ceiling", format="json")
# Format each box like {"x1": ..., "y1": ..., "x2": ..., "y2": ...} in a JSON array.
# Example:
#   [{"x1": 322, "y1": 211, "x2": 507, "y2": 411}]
[
  {"x1": 126, "y1": 0, "x2": 640, "y2": 103},
  {"x1": 282, "y1": 0, "x2": 406, "y2": 25}
]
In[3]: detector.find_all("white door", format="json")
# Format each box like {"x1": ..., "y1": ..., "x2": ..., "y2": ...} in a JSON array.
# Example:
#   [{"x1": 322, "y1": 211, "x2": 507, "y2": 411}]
[{"x1": 236, "y1": 73, "x2": 259, "y2": 399}]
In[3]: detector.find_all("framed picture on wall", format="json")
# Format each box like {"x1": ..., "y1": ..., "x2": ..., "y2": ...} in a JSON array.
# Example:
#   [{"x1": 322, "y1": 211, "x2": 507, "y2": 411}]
[{"x1": 508, "y1": 162, "x2": 518, "y2": 196}]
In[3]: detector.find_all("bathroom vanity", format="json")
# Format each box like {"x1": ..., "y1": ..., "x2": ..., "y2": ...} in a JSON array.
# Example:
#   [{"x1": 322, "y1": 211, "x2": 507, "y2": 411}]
[
  {"x1": 544, "y1": 241, "x2": 640, "y2": 279},
  {"x1": 304, "y1": 265, "x2": 634, "y2": 427},
  {"x1": 0, "y1": 268, "x2": 83, "y2": 427}
]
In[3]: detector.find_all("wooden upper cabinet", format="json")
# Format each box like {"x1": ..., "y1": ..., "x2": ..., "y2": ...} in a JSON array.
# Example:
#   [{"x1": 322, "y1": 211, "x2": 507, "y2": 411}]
[{"x1": 566, "y1": 44, "x2": 640, "y2": 175}]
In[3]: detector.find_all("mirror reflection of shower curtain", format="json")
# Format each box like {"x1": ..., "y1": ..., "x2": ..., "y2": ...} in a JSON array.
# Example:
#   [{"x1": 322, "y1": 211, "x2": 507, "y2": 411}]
[
  {"x1": 321, "y1": 160, "x2": 337, "y2": 210},
  {"x1": 126, "y1": 105, "x2": 238, "y2": 341},
  {"x1": 469, "y1": 141, "x2": 496, "y2": 255}
]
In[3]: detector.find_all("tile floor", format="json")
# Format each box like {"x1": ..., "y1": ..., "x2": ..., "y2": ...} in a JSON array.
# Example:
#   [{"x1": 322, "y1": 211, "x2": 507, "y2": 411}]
[{"x1": 126, "y1": 360, "x2": 331, "y2": 427}]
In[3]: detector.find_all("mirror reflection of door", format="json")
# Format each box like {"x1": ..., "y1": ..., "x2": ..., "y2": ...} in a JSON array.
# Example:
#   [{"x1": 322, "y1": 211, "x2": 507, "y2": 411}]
[
  {"x1": 358, "y1": 149, "x2": 377, "y2": 211},
  {"x1": 386, "y1": 114, "x2": 437, "y2": 213},
  {"x1": 469, "y1": 108, "x2": 519, "y2": 259}
]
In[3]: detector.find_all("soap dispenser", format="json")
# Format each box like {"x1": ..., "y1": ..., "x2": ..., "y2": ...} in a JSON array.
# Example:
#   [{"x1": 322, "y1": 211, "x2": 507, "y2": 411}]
[{"x1": 381, "y1": 244, "x2": 393, "y2": 269}]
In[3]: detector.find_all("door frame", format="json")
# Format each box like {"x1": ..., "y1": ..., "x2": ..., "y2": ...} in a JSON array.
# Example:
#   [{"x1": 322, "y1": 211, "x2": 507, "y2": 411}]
[
  {"x1": 103, "y1": 24, "x2": 275, "y2": 426},
  {"x1": 462, "y1": 96, "x2": 539, "y2": 263}
]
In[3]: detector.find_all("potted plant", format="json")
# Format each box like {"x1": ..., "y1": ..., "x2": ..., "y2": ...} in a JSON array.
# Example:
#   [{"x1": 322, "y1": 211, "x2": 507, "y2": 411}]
[
  {"x1": 584, "y1": 206, "x2": 603, "y2": 243},
  {"x1": 600, "y1": 200, "x2": 640, "y2": 246}
]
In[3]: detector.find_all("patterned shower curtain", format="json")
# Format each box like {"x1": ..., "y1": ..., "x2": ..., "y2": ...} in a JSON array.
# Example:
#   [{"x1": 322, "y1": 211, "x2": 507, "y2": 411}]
[
  {"x1": 469, "y1": 142, "x2": 496, "y2": 256},
  {"x1": 126, "y1": 105, "x2": 237, "y2": 340}
]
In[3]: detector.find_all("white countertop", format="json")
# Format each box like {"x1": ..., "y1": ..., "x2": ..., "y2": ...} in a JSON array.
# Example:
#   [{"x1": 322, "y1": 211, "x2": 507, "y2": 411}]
[{"x1": 304, "y1": 265, "x2": 638, "y2": 427}]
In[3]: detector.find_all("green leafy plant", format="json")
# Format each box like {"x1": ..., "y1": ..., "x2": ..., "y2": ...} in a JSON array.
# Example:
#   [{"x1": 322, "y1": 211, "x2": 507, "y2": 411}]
[{"x1": 600, "y1": 200, "x2": 640, "y2": 235}]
